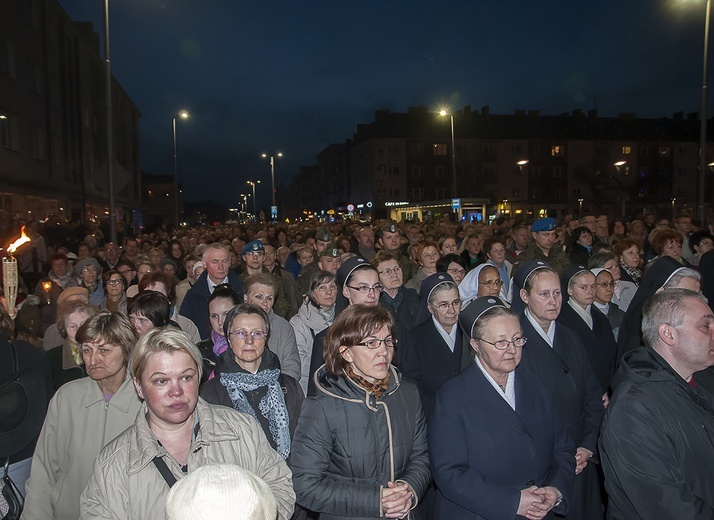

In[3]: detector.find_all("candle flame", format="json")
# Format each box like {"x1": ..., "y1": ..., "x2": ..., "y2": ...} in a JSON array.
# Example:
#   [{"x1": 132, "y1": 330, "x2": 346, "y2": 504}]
[{"x1": 7, "y1": 226, "x2": 30, "y2": 254}]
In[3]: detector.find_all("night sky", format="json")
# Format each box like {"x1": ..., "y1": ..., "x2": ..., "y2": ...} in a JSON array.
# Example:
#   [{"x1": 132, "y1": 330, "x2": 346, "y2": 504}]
[{"x1": 58, "y1": 0, "x2": 710, "y2": 209}]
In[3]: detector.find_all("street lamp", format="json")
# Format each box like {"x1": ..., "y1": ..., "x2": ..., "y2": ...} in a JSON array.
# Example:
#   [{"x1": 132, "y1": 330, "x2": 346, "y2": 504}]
[
  {"x1": 172, "y1": 110, "x2": 189, "y2": 228},
  {"x1": 261, "y1": 152, "x2": 283, "y2": 219},
  {"x1": 103, "y1": 0, "x2": 116, "y2": 243},
  {"x1": 439, "y1": 110, "x2": 457, "y2": 198},
  {"x1": 699, "y1": 0, "x2": 712, "y2": 223},
  {"x1": 578, "y1": 198, "x2": 584, "y2": 215},
  {"x1": 247, "y1": 180, "x2": 260, "y2": 222}
]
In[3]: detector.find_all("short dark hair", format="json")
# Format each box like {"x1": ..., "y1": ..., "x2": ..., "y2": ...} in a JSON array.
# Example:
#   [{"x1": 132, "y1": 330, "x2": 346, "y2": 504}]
[
  {"x1": 307, "y1": 271, "x2": 336, "y2": 308},
  {"x1": 436, "y1": 253, "x2": 466, "y2": 273},
  {"x1": 128, "y1": 291, "x2": 171, "y2": 328},
  {"x1": 323, "y1": 305, "x2": 396, "y2": 378},
  {"x1": 102, "y1": 269, "x2": 127, "y2": 291}
]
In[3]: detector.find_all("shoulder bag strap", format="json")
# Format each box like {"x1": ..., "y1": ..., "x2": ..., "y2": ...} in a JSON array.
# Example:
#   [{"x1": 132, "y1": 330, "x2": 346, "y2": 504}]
[{"x1": 151, "y1": 457, "x2": 177, "y2": 488}]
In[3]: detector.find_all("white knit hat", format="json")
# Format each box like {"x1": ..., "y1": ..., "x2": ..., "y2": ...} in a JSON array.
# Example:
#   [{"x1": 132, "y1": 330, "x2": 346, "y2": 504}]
[{"x1": 165, "y1": 464, "x2": 277, "y2": 520}]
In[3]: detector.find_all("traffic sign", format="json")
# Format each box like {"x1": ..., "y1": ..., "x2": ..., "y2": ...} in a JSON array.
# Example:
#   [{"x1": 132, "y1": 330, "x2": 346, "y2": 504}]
[{"x1": 347, "y1": 203, "x2": 355, "y2": 212}]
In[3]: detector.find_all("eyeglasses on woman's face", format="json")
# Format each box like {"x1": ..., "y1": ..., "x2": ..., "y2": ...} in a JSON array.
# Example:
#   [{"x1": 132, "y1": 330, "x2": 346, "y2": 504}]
[
  {"x1": 346, "y1": 284, "x2": 384, "y2": 294},
  {"x1": 229, "y1": 329, "x2": 267, "y2": 341},
  {"x1": 354, "y1": 337, "x2": 395, "y2": 349},
  {"x1": 478, "y1": 337, "x2": 527, "y2": 350}
]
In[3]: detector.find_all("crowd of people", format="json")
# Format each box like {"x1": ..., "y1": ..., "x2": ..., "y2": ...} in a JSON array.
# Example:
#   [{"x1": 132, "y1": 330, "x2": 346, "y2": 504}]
[{"x1": 0, "y1": 210, "x2": 713, "y2": 519}]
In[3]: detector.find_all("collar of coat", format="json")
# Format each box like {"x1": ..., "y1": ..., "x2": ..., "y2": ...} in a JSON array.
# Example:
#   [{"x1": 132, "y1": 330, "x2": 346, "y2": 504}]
[
  {"x1": 125, "y1": 398, "x2": 246, "y2": 475},
  {"x1": 313, "y1": 364, "x2": 401, "y2": 411}
]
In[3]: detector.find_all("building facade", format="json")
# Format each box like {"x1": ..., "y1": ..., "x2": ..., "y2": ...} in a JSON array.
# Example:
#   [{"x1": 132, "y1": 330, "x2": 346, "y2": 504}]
[
  {"x1": 0, "y1": 0, "x2": 141, "y2": 228},
  {"x1": 286, "y1": 106, "x2": 712, "y2": 223}
]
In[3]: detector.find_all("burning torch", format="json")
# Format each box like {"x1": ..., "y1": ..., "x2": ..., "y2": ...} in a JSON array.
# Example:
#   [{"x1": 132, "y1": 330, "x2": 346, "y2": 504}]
[{"x1": 3, "y1": 226, "x2": 30, "y2": 317}]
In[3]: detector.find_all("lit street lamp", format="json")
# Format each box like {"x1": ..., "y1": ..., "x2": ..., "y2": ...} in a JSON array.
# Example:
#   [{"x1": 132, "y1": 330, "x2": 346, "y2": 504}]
[
  {"x1": 172, "y1": 110, "x2": 189, "y2": 228},
  {"x1": 578, "y1": 198, "x2": 584, "y2": 216},
  {"x1": 247, "y1": 180, "x2": 260, "y2": 222},
  {"x1": 261, "y1": 152, "x2": 283, "y2": 219},
  {"x1": 439, "y1": 110, "x2": 457, "y2": 198}
]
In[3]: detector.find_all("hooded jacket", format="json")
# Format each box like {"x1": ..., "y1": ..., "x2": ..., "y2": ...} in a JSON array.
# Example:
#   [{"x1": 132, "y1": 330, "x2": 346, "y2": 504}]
[
  {"x1": 599, "y1": 346, "x2": 714, "y2": 519},
  {"x1": 79, "y1": 398, "x2": 295, "y2": 520},
  {"x1": 291, "y1": 365, "x2": 430, "y2": 519}
]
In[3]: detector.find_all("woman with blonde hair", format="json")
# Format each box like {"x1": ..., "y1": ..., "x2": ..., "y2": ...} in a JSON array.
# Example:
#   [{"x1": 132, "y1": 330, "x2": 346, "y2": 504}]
[{"x1": 80, "y1": 327, "x2": 295, "y2": 519}]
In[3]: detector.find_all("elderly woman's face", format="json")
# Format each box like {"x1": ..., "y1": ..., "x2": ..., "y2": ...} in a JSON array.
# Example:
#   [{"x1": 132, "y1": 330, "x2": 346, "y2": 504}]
[
  {"x1": 472, "y1": 314, "x2": 523, "y2": 381},
  {"x1": 135, "y1": 350, "x2": 199, "y2": 427},
  {"x1": 81, "y1": 341, "x2": 126, "y2": 383},
  {"x1": 377, "y1": 259, "x2": 403, "y2": 291},
  {"x1": 620, "y1": 245, "x2": 641, "y2": 269},
  {"x1": 662, "y1": 239, "x2": 682, "y2": 261},
  {"x1": 428, "y1": 287, "x2": 461, "y2": 330},
  {"x1": 80, "y1": 264, "x2": 98, "y2": 285},
  {"x1": 340, "y1": 323, "x2": 394, "y2": 383},
  {"x1": 129, "y1": 312, "x2": 154, "y2": 337},
  {"x1": 477, "y1": 267, "x2": 503, "y2": 298},
  {"x1": 312, "y1": 279, "x2": 338, "y2": 309},
  {"x1": 568, "y1": 272, "x2": 596, "y2": 308},
  {"x1": 209, "y1": 297, "x2": 234, "y2": 336},
  {"x1": 228, "y1": 313, "x2": 267, "y2": 372},
  {"x1": 447, "y1": 262, "x2": 466, "y2": 285},
  {"x1": 66, "y1": 311, "x2": 90, "y2": 344},
  {"x1": 420, "y1": 246, "x2": 439, "y2": 269}
]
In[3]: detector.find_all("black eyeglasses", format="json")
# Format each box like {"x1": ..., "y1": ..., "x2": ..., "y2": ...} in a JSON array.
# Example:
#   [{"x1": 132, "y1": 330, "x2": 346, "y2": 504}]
[
  {"x1": 346, "y1": 284, "x2": 384, "y2": 294},
  {"x1": 354, "y1": 337, "x2": 396, "y2": 349},
  {"x1": 479, "y1": 337, "x2": 527, "y2": 350}
]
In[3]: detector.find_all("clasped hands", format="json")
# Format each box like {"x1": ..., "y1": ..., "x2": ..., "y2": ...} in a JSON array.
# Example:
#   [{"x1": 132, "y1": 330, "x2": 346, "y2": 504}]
[
  {"x1": 517, "y1": 485, "x2": 562, "y2": 520},
  {"x1": 381, "y1": 481, "x2": 414, "y2": 519}
]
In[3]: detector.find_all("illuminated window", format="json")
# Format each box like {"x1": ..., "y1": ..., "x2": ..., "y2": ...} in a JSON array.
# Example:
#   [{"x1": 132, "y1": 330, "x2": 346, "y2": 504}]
[
  {"x1": 433, "y1": 144, "x2": 447, "y2": 156},
  {"x1": 622, "y1": 146, "x2": 632, "y2": 155},
  {"x1": 551, "y1": 145, "x2": 564, "y2": 157}
]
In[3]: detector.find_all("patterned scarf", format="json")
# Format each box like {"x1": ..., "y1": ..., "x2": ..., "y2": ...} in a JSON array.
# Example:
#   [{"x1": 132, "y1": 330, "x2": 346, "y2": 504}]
[
  {"x1": 220, "y1": 369, "x2": 291, "y2": 459},
  {"x1": 346, "y1": 366, "x2": 391, "y2": 400},
  {"x1": 620, "y1": 263, "x2": 642, "y2": 285},
  {"x1": 48, "y1": 271, "x2": 73, "y2": 289},
  {"x1": 316, "y1": 304, "x2": 336, "y2": 326},
  {"x1": 211, "y1": 330, "x2": 229, "y2": 356},
  {"x1": 381, "y1": 288, "x2": 404, "y2": 314}
]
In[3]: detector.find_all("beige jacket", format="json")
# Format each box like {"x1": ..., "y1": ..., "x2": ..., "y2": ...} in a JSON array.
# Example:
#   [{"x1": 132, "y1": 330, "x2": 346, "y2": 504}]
[
  {"x1": 22, "y1": 374, "x2": 142, "y2": 520},
  {"x1": 80, "y1": 398, "x2": 295, "y2": 520}
]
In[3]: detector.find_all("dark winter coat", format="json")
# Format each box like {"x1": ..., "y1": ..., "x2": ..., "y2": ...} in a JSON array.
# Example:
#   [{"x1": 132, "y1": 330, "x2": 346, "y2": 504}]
[
  {"x1": 291, "y1": 365, "x2": 431, "y2": 519},
  {"x1": 599, "y1": 346, "x2": 714, "y2": 519}
]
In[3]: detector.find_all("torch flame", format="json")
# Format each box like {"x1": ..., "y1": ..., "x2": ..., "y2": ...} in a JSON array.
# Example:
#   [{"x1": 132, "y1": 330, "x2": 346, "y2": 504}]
[{"x1": 7, "y1": 226, "x2": 30, "y2": 254}]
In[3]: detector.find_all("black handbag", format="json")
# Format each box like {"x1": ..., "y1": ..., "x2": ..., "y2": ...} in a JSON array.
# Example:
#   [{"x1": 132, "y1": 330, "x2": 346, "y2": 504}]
[{"x1": 1, "y1": 457, "x2": 23, "y2": 520}]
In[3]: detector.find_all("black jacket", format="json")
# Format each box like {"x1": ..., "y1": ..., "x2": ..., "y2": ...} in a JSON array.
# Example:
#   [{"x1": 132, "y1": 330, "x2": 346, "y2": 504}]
[
  {"x1": 400, "y1": 318, "x2": 472, "y2": 414},
  {"x1": 380, "y1": 286, "x2": 420, "y2": 332},
  {"x1": 557, "y1": 303, "x2": 618, "y2": 392},
  {"x1": 599, "y1": 346, "x2": 714, "y2": 519}
]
